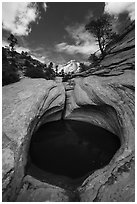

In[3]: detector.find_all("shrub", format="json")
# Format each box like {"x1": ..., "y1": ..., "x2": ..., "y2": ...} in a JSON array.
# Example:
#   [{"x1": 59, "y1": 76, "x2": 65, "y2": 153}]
[
  {"x1": 2, "y1": 60, "x2": 20, "y2": 86},
  {"x1": 88, "y1": 53, "x2": 99, "y2": 66},
  {"x1": 44, "y1": 62, "x2": 56, "y2": 80},
  {"x1": 24, "y1": 60, "x2": 45, "y2": 79},
  {"x1": 2, "y1": 45, "x2": 20, "y2": 86},
  {"x1": 62, "y1": 73, "x2": 71, "y2": 82},
  {"x1": 79, "y1": 63, "x2": 90, "y2": 72}
]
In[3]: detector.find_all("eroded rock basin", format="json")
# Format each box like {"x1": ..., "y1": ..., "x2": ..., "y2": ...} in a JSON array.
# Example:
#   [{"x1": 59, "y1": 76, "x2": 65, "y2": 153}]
[{"x1": 27, "y1": 119, "x2": 120, "y2": 191}]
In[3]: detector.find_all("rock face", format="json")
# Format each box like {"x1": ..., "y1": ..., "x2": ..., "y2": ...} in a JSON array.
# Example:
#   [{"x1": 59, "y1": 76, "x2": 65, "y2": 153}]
[
  {"x1": 58, "y1": 60, "x2": 80, "y2": 74},
  {"x1": 2, "y1": 78, "x2": 65, "y2": 201},
  {"x1": 75, "y1": 22, "x2": 135, "y2": 78},
  {"x1": 2, "y1": 23, "x2": 135, "y2": 202},
  {"x1": 93, "y1": 22, "x2": 135, "y2": 76},
  {"x1": 16, "y1": 175, "x2": 69, "y2": 202},
  {"x1": 62, "y1": 23, "x2": 135, "y2": 202},
  {"x1": 64, "y1": 72, "x2": 134, "y2": 201}
]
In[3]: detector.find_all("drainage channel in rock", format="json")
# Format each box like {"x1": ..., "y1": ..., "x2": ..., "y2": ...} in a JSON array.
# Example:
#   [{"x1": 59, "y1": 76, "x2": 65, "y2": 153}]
[{"x1": 26, "y1": 119, "x2": 121, "y2": 198}]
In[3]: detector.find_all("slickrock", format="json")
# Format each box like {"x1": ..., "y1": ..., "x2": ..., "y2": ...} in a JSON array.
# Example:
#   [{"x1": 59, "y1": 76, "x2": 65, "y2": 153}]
[
  {"x1": 64, "y1": 71, "x2": 134, "y2": 201},
  {"x1": 62, "y1": 22, "x2": 135, "y2": 202},
  {"x1": 2, "y1": 22, "x2": 135, "y2": 202},
  {"x1": 2, "y1": 78, "x2": 65, "y2": 201},
  {"x1": 92, "y1": 22, "x2": 135, "y2": 77},
  {"x1": 16, "y1": 175, "x2": 69, "y2": 202}
]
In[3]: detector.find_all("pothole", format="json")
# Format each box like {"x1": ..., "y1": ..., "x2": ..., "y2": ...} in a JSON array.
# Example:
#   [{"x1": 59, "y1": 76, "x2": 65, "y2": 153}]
[{"x1": 26, "y1": 119, "x2": 121, "y2": 191}]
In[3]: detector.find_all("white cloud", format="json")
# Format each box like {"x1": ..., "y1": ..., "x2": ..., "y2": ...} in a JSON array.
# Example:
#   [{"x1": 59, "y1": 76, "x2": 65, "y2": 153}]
[
  {"x1": 2, "y1": 2, "x2": 40, "y2": 36},
  {"x1": 31, "y1": 55, "x2": 46, "y2": 64},
  {"x1": 2, "y1": 40, "x2": 47, "y2": 63},
  {"x1": 104, "y1": 2, "x2": 135, "y2": 21},
  {"x1": 56, "y1": 42, "x2": 98, "y2": 56},
  {"x1": 3, "y1": 40, "x2": 30, "y2": 53},
  {"x1": 2, "y1": 40, "x2": 9, "y2": 48},
  {"x1": 85, "y1": 10, "x2": 94, "y2": 21},
  {"x1": 56, "y1": 24, "x2": 99, "y2": 56},
  {"x1": 16, "y1": 46, "x2": 30, "y2": 54},
  {"x1": 43, "y1": 3, "x2": 47, "y2": 12}
]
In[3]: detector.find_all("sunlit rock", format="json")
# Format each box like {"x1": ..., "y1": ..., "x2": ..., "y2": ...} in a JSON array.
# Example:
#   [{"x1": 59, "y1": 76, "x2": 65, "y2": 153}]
[
  {"x1": 64, "y1": 71, "x2": 134, "y2": 201},
  {"x1": 2, "y1": 23, "x2": 135, "y2": 202},
  {"x1": 58, "y1": 60, "x2": 80, "y2": 74},
  {"x1": 2, "y1": 78, "x2": 65, "y2": 201}
]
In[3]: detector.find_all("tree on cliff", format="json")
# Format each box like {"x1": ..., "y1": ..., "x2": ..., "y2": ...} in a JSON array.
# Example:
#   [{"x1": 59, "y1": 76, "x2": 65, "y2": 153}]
[
  {"x1": 45, "y1": 62, "x2": 55, "y2": 80},
  {"x1": 8, "y1": 34, "x2": 18, "y2": 58},
  {"x1": 85, "y1": 14, "x2": 116, "y2": 58},
  {"x1": 88, "y1": 53, "x2": 99, "y2": 66},
  {"x1": 79, "y1": 63, "x2": 89, "y2": 72},
  {"x1": 55, "y1": 65, "x2": 58, "y2": 76}
]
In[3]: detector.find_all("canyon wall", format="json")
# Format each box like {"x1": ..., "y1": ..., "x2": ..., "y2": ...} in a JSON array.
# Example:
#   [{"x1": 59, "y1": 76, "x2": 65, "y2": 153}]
[{"x1": 2, "y1": 23, "x2": 135, "y2": 201}]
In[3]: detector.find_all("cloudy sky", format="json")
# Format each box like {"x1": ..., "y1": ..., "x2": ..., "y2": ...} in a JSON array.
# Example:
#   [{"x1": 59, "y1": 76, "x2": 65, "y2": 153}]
[{"x1": 2, "y1": 2, "x2": 135, "y2": 64}]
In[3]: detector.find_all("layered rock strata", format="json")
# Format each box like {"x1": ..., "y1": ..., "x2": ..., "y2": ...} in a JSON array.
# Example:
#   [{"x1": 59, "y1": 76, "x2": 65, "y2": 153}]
[
  {"x1": 2, "y1": 70, "x2": 135, "y2": 201},
  {"x1": 64, "y1": 71, "x2": 134, "y2": 201},
  {"x1": 2, "y1": 78, "x2": 65, "y2": 201},
  {"x1": 2, "y1": 23, "x2": 135, "y2": 202}
]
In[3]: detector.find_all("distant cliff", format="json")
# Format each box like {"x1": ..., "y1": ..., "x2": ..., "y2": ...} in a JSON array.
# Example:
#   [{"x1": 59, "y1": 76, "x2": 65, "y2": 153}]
[{"x1": 58, "y1": 60, "x2": 80, "y2": 74}]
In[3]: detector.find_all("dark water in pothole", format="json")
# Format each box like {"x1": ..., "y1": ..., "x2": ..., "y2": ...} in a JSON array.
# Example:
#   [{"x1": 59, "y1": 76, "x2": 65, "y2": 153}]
[{"x1": 28, "y1": 119, "x2": 120, "y2": 183}]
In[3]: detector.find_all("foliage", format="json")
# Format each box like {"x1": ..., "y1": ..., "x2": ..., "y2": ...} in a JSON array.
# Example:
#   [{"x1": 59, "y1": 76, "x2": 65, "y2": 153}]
[
  {"x1": 43, "y1": 64, "x2": 47, "y2": 71},
  {"x1": 61, "y1": 69, "x2": 64, "y2": 77},
  {"x1": 85, "y1": 13, "x2": 116, "y2": 58},
  {"x1": 79, "y1": 63, "x2": 90, "y2": 72},
  {"x1": 55, "y1": 65, "x2": 58, "y2": 75},
  {"x1": 3, "y1": 34, "x2": 57, "y2": 82},
  {"x1": 45, "y1": 62, "x2": 56, "y2": 80},
  {"x1": 21, "y1": 51, "x2": 28, "y2": 56},
  {"x1": 2, "y1": 48, "x2": 20, "y2": 86},
  {"x1": 62, "y1": 72, "x2": 72, "y2": 82},
  {"x1": 7, "y1": 34, "x2": 18, "y2": 58},
  {"x1": 24, "y1": 60, "x2": 45, "y2": 79},
  {"x1": 2, "y1": 47, "x2": 7, "y2": 61},
  {"x1": 88, "y1": 53, "x2": 99, "y2": 66}
]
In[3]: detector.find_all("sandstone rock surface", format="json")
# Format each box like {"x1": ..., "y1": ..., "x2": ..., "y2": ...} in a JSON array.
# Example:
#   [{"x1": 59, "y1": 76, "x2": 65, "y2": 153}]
[
  {"x1": 62, "y1": 23, "x2": 135, "y2": 202},
  {"x1": 64, "y1": 71, "x2": 134, "y2": 201},
  {"x1": 16, "y1": 175, "x2": 69, "y2": 202},
  {"x1": 2, "y1": 78, "x2": 65, "y2": 201},
  {"x1": 2, "y1": 23, "x2": 135, "y2": 202}
]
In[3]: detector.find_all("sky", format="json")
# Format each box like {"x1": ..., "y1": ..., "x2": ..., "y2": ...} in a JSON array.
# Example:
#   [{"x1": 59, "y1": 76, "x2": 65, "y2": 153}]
[{"x1": 2, "y1": 2, "x2": 135, "y2": 65}]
